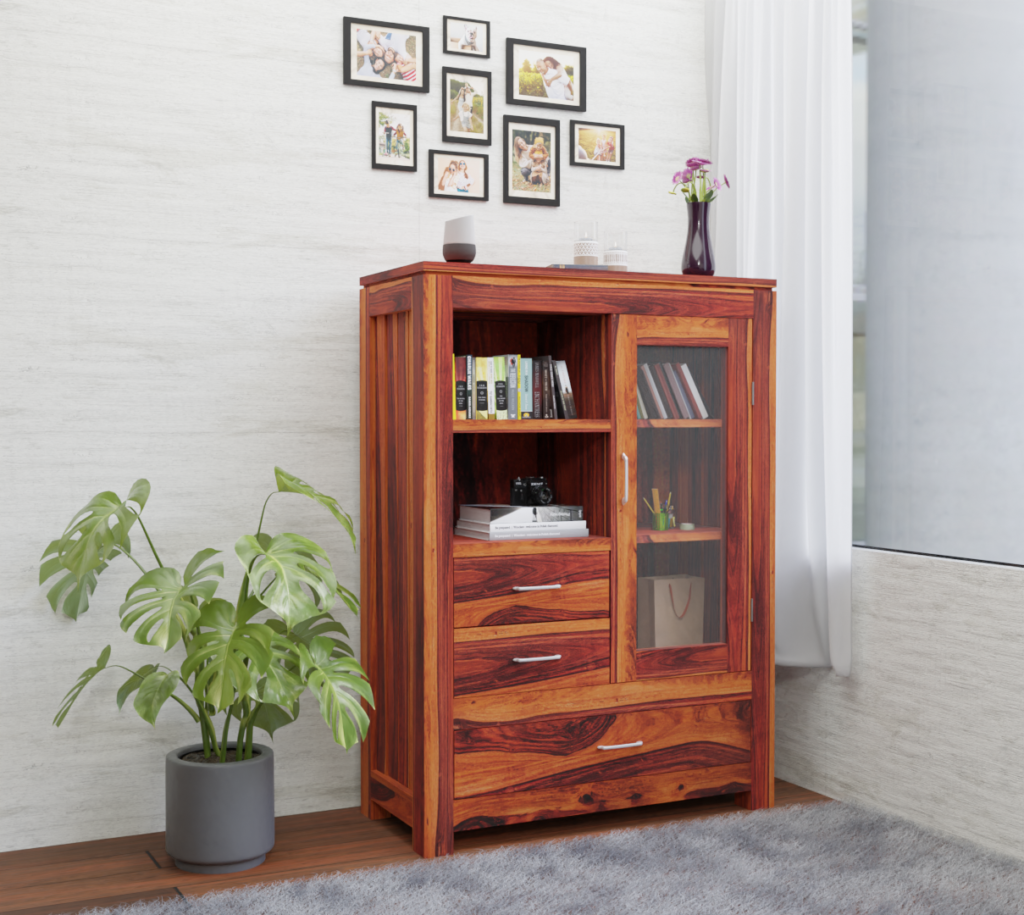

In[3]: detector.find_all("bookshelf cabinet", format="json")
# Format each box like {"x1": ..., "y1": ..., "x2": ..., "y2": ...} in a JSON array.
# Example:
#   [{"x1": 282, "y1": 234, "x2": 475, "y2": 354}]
[{"x1": 359, "y1": 263, "x2": 776, "y2": 857}]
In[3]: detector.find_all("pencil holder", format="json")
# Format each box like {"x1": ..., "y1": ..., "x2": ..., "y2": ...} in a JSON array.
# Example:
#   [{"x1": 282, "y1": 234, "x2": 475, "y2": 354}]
[{"x1": 652, "y1": 512, "x2": 669, "y2": 531}]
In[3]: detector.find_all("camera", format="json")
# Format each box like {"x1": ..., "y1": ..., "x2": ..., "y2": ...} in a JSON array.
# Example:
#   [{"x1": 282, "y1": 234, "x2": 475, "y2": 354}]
[{"x1": 510, "y1": 476, "x2": 554, "y2": 506}]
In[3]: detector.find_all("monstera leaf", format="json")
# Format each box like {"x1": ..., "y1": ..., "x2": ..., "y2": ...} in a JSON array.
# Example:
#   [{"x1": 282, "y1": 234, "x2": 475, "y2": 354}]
[
  {"x1": 298, "y1": 636, "x2": 373, "y2": 749},
  {"x1": 235, "y1": 533, "x2": 337, "y2": 629},
  {"x1": 54, "y1": 645, "x2": 111, "y2": 726},
  {"x1": 259, "y1": 633, "x2": 305, "y2": 707},
  {"x1": 118, "y1": 549, "x2": 223, "y2": 650},
  {"x1": 252, "y1": 700, "x2": 299, "y2": 738},
  {"x1": 274, "y1": 468, "x2": 356, "y2": 549},
  {"x1": 133, "y1": 669, "x2": 180, "y2": 726},
  {"x1": 40, "y1": 545, "x2": 108, "y2": 620},
  {"x1": 182, "y1": 599, "x2": 272, "y2": 710}
]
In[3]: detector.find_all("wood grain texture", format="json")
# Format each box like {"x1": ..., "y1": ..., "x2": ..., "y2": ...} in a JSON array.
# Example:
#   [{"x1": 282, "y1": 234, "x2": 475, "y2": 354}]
[
  {"x1": 453, "y1": 420, "x2": 612, "y2": 433},
  {"x1": 638, "y1": 419, "x2": 722, "y2": 429},
  {"x1": 367, "y1": 279, "x2": 412, "y2": 316},
  {"x1": 454, "y1": 700, "x2": 751, "y2": 799},
  {"x1": 455, "y1": 619, "x2": 609, "y2": 643},
  {"x1": 725, "y1": 318, "x2": 750, "y2": 672},
  {"x1": 635, "y1": 526, "x2": 721, "y2": 543},
  {"x1": 637, "y1": 644, "x2": 728, "y2": 677},
  {"x1": 369, "y1": 771, "x2": 413, "y2": 826},
  {"x1": 453, "y1": 762, "x2": 752, "y2": 831},
  {"x1": 454, "y1": 553, "x2": 609, "y2": 627},
  {"x1": 453, "y1": 536, "x2": 612, "y2": 557},
  {"x1": 454, "y1": 630, "x2": 610, "y2": 697},
  {"x1": 635, "y1": 315, "x2": 730, "y2": 339},
  {"x1": 613, "y1": 315, "x2": 637, "y2": 683}
]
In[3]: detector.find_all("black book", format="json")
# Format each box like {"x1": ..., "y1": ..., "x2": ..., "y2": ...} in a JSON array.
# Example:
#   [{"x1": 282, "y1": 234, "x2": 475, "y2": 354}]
[
  {"x1": 539, "y1": 356, "x2": 553, "y2": 419},
  {"x1": 554, "y1": 360, "x2": 577, "y2": 419},
  {"x1": 636, "y1": 367, "x2": 662, "y2": 419}
]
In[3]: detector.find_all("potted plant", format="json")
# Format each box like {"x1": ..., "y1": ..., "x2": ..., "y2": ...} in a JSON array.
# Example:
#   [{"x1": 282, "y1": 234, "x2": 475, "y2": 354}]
[{"x1": 40, "y1": 467, "x2": 372, "y2": 874}]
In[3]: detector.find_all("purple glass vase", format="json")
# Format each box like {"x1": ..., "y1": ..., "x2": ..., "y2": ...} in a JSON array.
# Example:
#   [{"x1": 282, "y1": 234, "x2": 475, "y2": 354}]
[{"x1": 682, "y1": 201, "x2": 715, "y2": 276}]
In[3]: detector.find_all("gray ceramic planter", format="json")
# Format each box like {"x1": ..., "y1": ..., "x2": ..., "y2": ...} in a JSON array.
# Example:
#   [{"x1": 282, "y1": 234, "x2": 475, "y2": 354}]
[{"x1": 165, "y1": 743, "x2": 274, "y2": 874}]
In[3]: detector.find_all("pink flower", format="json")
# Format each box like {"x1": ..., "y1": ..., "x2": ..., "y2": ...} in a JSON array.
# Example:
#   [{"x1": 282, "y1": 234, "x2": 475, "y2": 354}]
[
  {"x1": 723, "y1": 174, "x2": 730, "y2": 188},
  {"x1": 713, "y1": 179, "x2": 721, "y2": 190},
  {"x1": 672, "y1": 171, "x2": 686, "y2": 184},
  {"x1": 686, "y1": 157, "x2": 712, "y2": 169}
]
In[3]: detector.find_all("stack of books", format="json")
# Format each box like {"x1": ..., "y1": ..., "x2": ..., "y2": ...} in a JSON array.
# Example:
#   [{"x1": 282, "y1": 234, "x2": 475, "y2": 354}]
[
  {"x1": 455, "y1": 504, "x2": 589, "y2": 541},
  {"x1": 637, "y1": 362, "x2": 709, "y2": 420},
  {"x1": 453, "y1": 355, "x2": 577, "y2": 421}
]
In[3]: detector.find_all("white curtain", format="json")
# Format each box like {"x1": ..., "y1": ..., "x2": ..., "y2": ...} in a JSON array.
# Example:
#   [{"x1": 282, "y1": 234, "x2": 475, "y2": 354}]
[{"x1": 705, "y1": 0, "x2": 853, "y2": 675}]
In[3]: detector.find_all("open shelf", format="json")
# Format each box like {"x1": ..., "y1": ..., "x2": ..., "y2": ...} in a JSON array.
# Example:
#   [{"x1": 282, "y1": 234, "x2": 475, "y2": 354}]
[
  {"x1": 454, "y1": 419, "x2": 611, "y2": 433},
  {"x1": 453, "y1": 535, "x2": 612, "y2": 557},
  {"x1": 636, "y1": 526, "x2": 722, "y2": 544},
  {"x1": 637, "y1": 419, "x2": 721, "y2": 429}
]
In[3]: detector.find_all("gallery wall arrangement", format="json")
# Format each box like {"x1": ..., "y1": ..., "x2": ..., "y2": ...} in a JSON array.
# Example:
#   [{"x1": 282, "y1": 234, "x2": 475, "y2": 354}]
[{"x1": 345, "y1": 15, "x2": 623, "y2": 207}]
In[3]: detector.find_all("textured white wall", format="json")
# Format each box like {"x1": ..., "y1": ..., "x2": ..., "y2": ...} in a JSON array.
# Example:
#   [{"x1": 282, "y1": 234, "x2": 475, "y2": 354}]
[
  {"x1": 776, "y1": 547, "x2": 1024, "y2": 860},
  {"x1": 0, "y1": 1, "x2": 709, "y2": 852}
]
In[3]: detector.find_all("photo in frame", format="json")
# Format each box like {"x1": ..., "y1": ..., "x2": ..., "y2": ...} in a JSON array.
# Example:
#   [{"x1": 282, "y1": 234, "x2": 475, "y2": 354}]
[
  {"x1": 441, "y1": 67, "x2": 491, "y2": 146},
  {"x1": 506, "y1": 39, "x2": 586, "y2": 111},
  {"x1": 443, "y1": 16, "x2": 489, "y2": 57},
  {"x1": 372, "y1": 102, "x2": 417, "y2": 171},
  {"x1": 503, "y1": 115, "x2": 559, "y2": 207},
  {"x1": 343, "y1": 18, "x2": 429, "y2": 92},
  {"x1": 429, "y1": 150, "x2": 489, "y2": 201},
  {"x1": 570, "y1": 120, "x2": 624, "y2": 169}
]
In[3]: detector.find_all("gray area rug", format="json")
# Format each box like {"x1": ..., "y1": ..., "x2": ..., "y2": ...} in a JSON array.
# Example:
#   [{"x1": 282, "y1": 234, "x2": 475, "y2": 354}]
[{"x1": 94, "y1": 802, "x2": 1024, "y2": 915}]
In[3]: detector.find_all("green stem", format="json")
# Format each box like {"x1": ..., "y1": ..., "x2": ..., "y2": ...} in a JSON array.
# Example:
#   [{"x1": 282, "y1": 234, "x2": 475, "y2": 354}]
[
  {"x1": 130, "y1": 510, "x2": 164, "y2": 568},
  {"x1": 197, "y1": 703, "x2": 218, "y2": 758},
  {"x1": 220, "y1": 709, "x2": 232, "y2": 762},
  {"x1": 256, "y1": 492, "x2": 276, "y2": 538},
  {"x1": 116, "y1": 548, "x2": 147, "y2": 575},
  {"x1": 237, "y1": 699, "x2": 249, "y2": 759},
  {"x1": 246, "y1": 712, "x2": 255, "y2": 759}
]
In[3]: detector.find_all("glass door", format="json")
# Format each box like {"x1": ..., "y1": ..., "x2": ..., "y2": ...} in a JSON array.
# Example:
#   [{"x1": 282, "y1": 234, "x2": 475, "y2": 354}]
[{"x1": 615, "y1": 316, "x2": 750, "y2": 680}]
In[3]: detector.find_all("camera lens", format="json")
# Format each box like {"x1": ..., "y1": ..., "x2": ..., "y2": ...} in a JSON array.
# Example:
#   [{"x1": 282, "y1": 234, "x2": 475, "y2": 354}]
[{"x1": 536, "y1": 485, "x2": 553, "y2": 505}]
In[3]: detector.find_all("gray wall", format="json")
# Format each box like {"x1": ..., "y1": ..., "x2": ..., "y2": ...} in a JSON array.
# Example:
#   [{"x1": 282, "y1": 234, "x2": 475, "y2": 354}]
[
  {"x1": 0, "y1": 1, "x2": 709, "y2": 852},
  {"x1": 776, "y1": 547, "x2": 1024, "y2": 860},
  {"x1": 864, "y1": 0, "x2": 1024, "y2": 564}
]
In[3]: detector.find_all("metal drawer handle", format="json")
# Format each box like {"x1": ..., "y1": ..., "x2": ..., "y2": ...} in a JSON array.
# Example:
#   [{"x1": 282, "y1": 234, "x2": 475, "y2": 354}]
[
  {"x1": 597, "y1": 740, "x2": 643, "y2": 751},
  {"x1": 512, "y1": 584, "x2": 562, "y2": 592},
  {"x1": 512, "y1": 654, "x2": 562, "y2": 663}
]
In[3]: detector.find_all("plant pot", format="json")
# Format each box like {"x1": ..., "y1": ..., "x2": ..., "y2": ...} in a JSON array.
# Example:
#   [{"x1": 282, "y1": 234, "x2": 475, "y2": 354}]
[
  {"x1": 165, "y1": 743, "x2": 274, "y2": 873},
  {"x1": 682, "y1": 200, "x2": 715, "y2": 276}
]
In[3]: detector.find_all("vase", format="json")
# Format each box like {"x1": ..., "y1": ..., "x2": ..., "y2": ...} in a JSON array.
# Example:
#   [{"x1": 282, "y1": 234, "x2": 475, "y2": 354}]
[{"x1": 682, "y1": 201, "x2": 715, "y2": 276}]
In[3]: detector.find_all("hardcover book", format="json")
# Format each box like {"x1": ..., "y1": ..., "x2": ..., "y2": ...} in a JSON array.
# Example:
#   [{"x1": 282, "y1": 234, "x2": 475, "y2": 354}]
[
  {"x1": 466, "y1": 355, "x2": 475, "y2": 419},
  {"x1": 454, "y1": 356, "x2": 468, "y2": 420},
  {"x1": 506, "y1": 354, "x2": 519, "y2": 421},
  {"x1": 475, "y1": 356, "x2": 489, "y2": 419},
  {"x1": 554, "y1": 360, "x2": 578, "y2": 419},
  {"x1": 494, "y1": 356, "x2": 508, "y2": 420},
  {"x1": 520, "y1": 357, "x2": 533, "y2": 419},
  {"x1": 456, "y1": 518, "x2": 588, "y2": 533},
  {"x1": 485, "y1": 356, "x2": 496, "y2": 420},
  {"x1": 679, "y1": 363, "x2": 709, "y2": 419},
  {"x1": 455, "y1": 525, "x2": 590, "y2": 541},
  {"x1": 664, "y1": 363, "x2": 694, "y2": 419},
  {"x1": 533, "y1": 357, "x2": 543, "y2": 417},
  {"x1": 459, "y1": 503, "x2": 585, "y2": 523},
  {"x1": 652, "y1": 364, "x2": 681, "y2": 418},
  {"x1": 640, "y1": 365, "x2": 668, "y2": 418}
]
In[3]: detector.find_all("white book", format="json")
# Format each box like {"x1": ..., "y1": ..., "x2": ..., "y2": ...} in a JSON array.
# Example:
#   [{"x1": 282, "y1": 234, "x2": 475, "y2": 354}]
[
  {"x1": 456, "y1": 519, "x2": 588, "y2": 533},
  {"x1": 520, "y1": 357, "x2": 533, "y2": 418},
  {"x1": 665, "y1": 363, "x2": 695, "y2": 419},
  {"x1": 680, "y1": 363, "x2": 709, "y2": 419},
  {"x1": 486, "y1": 356, "x2": 496, "y2": 418},
  {"x1": 455, "y1": 526, "x2": 590, "y2": 541},
  {"x1": 641, "y1": 364, "x2": 668, "y2": 418},
  {"x1": 637, "y1": 385, "x2": 648, "y2": 419},
  {"x1": 459, "y1": 504, "x2": 585, "y2": 523}
]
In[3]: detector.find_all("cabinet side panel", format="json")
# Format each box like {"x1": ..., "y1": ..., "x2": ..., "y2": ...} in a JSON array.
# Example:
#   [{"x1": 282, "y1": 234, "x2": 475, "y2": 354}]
[
  {"x1": 726, "y1": 319, "x2": 750, "y2": 671},
  {"x1": 612, "y1": 315, "x2": 637, "y2": 682}
]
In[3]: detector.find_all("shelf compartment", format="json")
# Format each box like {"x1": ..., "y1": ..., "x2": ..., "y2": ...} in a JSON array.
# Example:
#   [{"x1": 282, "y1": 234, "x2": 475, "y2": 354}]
[
  {"x1": 638, "y1": 419, "x2": 721, "y2": 429},
  {"x1": 454, "y1": 536, "x2": 612, "y2": 557},
  {"x1": 636, "y1": 526, "x2": 721, "y2": 544},
  {"x1": 454, "y1": 419, "x2": 611, "y2": 433}
]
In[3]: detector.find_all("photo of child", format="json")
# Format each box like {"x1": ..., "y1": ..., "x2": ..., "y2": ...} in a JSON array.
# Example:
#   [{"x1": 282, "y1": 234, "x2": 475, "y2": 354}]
[
  {"x1": 442, "y1": 68, "x2": 491, "y2": 145},
  {"x1": 570, "y1": 121, "x2": 625, "y2": 170},
  {"x1": 429, "y1": 151, "x2": 488, "y2": 201},
  {"x1": 372, "y1": 102, "x2": 417, "y2": 171},
  {"x1": 344, "y1": 18, "x2": 428, "y2": 92},
  {"x1": 504, "y1": 116, "x2": 559, "y2": 205},
  {"x1": 507, "y1": 40, "x2": 585, "y2": 111}
]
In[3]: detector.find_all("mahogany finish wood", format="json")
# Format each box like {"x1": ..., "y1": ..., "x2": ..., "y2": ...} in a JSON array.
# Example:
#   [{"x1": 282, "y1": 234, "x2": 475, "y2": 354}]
[
  {"x1": 361, "y1": 264, "x2": 775, "y2": 856},
  {"x1": 0, "y1": 782, "x2": 825, "y2": 915}
]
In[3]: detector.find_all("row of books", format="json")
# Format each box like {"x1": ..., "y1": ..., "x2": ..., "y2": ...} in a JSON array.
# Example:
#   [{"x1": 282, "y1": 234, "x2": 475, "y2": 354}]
[
  {"x1": 455, "y1": 503, "x2": 588, "y2": 541},
  {"x1": 638, "y1": 363, "x2": 710, "y2": 421},
  {"x1": 453, "y1": 355, "x2": 578, "y2": 420}
]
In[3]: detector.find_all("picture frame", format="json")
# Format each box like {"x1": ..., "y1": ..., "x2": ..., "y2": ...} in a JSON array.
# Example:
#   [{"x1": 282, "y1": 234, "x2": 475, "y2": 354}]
[
  {"x1": 343, "y1": 17, "x2": 429, "y2": 93},
  {"x1": 506, "y1": 38, "x2": 586, "y2": 111},
  {"x1": 371, "y1": 102, "x2": 417, "y2": 171},
  {"x1": 502, "y1": 115, "x2": 560, "y2": 207},
  {"x1": 441, "y1": 67, "x2": 492, "y2": 146},
  {"x1": 443, "y1": 16, "x2": 490, "y2": 58},
  {"x1": 429, "y1": 150, "x2": 489, "y2": 201},
  {"x1": 570, "y1": 120, "x2": 624, "y2": 169}
]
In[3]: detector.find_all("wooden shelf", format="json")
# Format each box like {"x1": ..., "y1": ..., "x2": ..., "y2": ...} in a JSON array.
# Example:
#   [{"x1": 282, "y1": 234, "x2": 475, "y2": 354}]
[
  {"x1": 638, "y1": 419, "x2": 722, "y2": 429},
  {"x1": 636, "y1": 526, "x2": 722, "y2": 544},
  {"x1": 453, "y1": 534, "x2": 612, "y2": 557},
  {"x1": 453, "y1": 419, "x2": 611, "y2": 433}
]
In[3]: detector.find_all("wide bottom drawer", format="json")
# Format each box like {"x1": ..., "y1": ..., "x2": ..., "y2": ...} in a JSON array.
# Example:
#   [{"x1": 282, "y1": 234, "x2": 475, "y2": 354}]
[{"x1": 453, "y1": 698, "x2": 751, "y2": 801}]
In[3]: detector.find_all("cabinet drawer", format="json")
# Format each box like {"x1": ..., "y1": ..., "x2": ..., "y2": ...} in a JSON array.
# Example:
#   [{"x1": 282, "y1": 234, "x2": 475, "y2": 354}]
[
  {"x1": 454, "y1": 552, "x2": 610, "y2": 628},
  {"x1": 453, "y1": 699, "x2": 751, "y2": 800},
  {"x1": 454, "y1": 630, "x2": 609, "y2": 697}
]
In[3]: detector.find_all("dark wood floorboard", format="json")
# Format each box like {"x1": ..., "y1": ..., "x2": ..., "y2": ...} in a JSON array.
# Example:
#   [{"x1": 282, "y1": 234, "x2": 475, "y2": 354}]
[{"x1": 0, "y1": 780, "x2": 830, "y2": 915}]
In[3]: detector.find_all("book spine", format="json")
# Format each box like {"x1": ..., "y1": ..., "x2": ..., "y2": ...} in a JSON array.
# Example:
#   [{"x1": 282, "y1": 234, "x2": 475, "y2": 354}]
[
  {"x1": 533, "y1": 358, "x2": 543, "y2": 417},
  {"x1": 640, "y1": 364, "x2": 668, "y2": 418},
  {"x1": 652, "y1": 364, "x2": 681, "y2": 418},
  {"x1": 475, "y1": 356, "x2": 489, "y2": 419},
  {"x1": 486, "y1": 356, "x2": 497, "y2": 420},
  {"x1": 520, "y1": 357, "x2": 532, "y2": 418},
  {"x1": 551, "y1": 358, "x2": 566, "y2": 419},
  {"x1": 455, "y1": 527, "x2": 590, "y2": 541},
  {"x1": 507, "y1": 355, "x2": 519, "y2": 420},
  {"x1": 668, "y1": 364, "x2": 695, "y2": 418},
  {"x1": 494, "y1": 356, "x2": 508, "y2": 420},
  {"x1": 466, "y1": 356, "x2": 474, "y2": 419},
  {"x1": 637, "y1": 384, "x2": 648, "y2": 419},
  {"x1": 457, "y1": 520, "x2": 588, "y2": 532},
  {"x1": 555, "y1": 360, "x2": 578, "y2": 419},
  {"x1": 454, "y1": 356, "x2": 468, "y2": 420},
  {"x1": 663, "y1": 362, "x2": 692, "y2": 419},
  {"x1": 680, "y1": 363, "x2": 709, "y2": 419},
  {"x1": 543, "y1": 357, "x2": 555, "y2": 418}
]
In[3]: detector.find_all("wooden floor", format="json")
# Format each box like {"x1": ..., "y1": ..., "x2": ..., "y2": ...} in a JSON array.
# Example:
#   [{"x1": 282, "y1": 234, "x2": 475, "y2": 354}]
[{"x1": 0, "y1": 781, "x2": 829, "y2": 915}]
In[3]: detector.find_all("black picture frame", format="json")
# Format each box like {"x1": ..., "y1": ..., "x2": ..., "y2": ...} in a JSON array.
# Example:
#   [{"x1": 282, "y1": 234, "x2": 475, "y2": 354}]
[
  {"x1": 371, "y1": 102, "x2": 418, "y2": 171},
  {"x1": 441, "y1": 67, "x2": 492, "y2": 146},
  {"x1": 428, "y1": 150, "x2": 490, "y2": 202},
  {"x1": 343, "y1": 17, "x2": 430, "y2": 93},
  {"x1": 569, "y1": 120, "x2": 625, "y2": 170},
  {"x1": 506, "y1": 38, "x2": 586, "y2": 112},
  {"x1": 502, "y1": 115, "x2": 560, "y2": 207},
  {"x1": 443, "y1": 16, "x2": 490, "y2": 58}
]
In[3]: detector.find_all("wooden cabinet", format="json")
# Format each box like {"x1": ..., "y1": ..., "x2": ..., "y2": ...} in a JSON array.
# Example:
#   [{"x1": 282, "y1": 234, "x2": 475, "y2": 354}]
[{"x1": 359, "y1": 263, "x2": 775, "y2": 857}]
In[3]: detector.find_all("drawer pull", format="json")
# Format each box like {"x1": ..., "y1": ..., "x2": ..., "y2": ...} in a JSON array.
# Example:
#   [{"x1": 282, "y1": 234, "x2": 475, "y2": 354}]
[
  {"x1": 512, "y1": 654, "x2": 562, "y2": 663},
  {"x1": 512, "y1": 584, "x2": 562, "y2": 592},
  {"x1": 597, "y1": 740, "x2": 644, "y2": 751}
]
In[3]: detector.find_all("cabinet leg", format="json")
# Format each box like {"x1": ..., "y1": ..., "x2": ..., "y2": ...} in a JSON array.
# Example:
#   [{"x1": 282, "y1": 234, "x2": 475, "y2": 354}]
[{"x1": 362, "y1": 798, "x2": 392, "y2": 820}]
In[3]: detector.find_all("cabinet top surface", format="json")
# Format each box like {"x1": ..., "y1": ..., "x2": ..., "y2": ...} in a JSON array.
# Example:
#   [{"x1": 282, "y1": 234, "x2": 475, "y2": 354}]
[{"x1": 360, "y1": 261, "x2": 776, "y2": 290}]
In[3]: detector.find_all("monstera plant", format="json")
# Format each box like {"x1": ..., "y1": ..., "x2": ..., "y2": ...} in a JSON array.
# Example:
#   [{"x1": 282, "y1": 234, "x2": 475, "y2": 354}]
[{"x1": 41, "y1": 467, "x2": 372, "y2": 762}]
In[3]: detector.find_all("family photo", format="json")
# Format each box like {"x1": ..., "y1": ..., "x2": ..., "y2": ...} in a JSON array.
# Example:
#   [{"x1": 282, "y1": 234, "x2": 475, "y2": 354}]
[
  {"x1": 506, "y1": 39, "x2": 586, "y2": 111},
  {"x1": 442, "y1": 68, "x2": 491, "y2": 145},
  {"x1": 444, "y1": 16, "x2": 489, "y2": 57},
  {"x1": 343, "y1": 18, "x2": 428, "y2": 91},
  {"x1": 571, "y1": 121, "x2": 624, "y2": 169},
  {"x1": 372, "y1": 102, "x2": 416, "y2": 170},
  {"x1": 429, "y1": 151, "x2": 488, "y2": 201},
  {"x1": 503, "y1": 116, "x2": 559, "y2": 206}
]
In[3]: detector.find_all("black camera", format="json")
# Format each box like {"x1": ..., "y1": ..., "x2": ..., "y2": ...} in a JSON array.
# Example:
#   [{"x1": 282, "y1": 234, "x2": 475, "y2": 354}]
[{"x1": 510, "y1": 476, "x2": 554, "y2": 506}]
